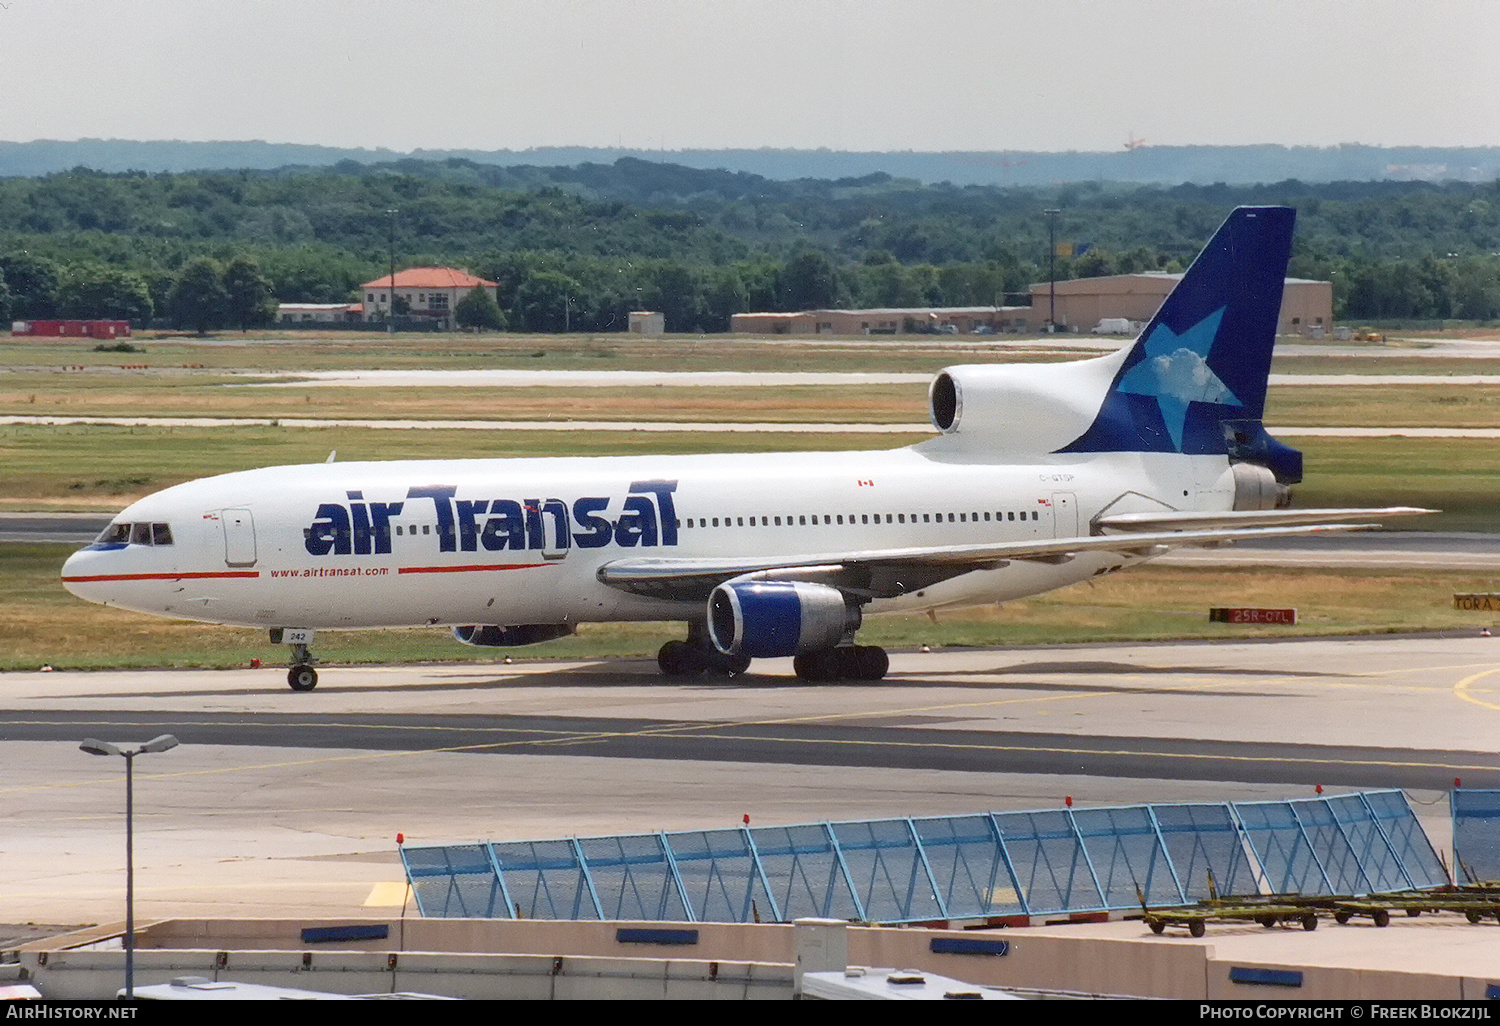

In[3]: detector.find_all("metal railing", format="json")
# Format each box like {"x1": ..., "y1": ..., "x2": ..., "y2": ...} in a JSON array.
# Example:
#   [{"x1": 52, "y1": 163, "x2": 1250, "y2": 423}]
[{"x1": 402, "y1": 789, "x2": 1446, "y2": 923}]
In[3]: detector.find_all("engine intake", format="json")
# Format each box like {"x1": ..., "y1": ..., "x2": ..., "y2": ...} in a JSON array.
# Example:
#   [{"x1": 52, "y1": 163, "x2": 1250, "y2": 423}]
[
  {"x1": 707, "y1": 581, "x2": 861, "y2": 659},
  {"x1": 452, "y1": 624, "x2": 575, "y2": 647}
]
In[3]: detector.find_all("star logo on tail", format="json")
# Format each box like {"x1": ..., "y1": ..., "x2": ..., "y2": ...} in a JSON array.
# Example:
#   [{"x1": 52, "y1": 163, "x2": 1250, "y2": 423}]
[{"x1": 1115, "y1": 307, "x2": 1240, "y2": 450}]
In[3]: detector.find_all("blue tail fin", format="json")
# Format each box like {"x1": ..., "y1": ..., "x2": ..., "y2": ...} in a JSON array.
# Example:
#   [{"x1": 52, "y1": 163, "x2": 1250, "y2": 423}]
[{"x1": 1060, "y1": 206, "x2": 1299, "y2": 477}]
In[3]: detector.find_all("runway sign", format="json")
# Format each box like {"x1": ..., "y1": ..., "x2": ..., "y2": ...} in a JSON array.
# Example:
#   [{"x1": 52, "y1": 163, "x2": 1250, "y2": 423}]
[{"x1": 1209, "y1": 607, "x2": 1297, "y2": 625}]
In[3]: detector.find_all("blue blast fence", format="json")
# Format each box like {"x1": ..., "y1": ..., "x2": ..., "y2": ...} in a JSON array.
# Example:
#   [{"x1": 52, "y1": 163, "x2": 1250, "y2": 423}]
[
  {"x1": 1453, "y1": 789, "x2": 1500, "y2": 883},
  {"x1": 402, "y1": 789, "x2": 1446, "y2": 923}
]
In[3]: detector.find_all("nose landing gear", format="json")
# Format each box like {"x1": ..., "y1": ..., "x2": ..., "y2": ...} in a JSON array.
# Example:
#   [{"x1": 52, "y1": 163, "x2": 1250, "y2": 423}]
[
  {"x1": 271, "y1": 628, "x2": 319, "y2": 692},
  {"x1": 287, "y1": 658, "x2": 318, "y2": 692}
]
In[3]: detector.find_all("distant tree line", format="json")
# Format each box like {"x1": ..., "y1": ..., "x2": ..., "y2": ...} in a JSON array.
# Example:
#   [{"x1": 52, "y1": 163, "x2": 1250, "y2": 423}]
[
  {"x1": 1, "y1": 161, "x2": 1498, "y2": 332},
  {"x1": 0, "y1": 251, "x2": 275, "y2": 334}
]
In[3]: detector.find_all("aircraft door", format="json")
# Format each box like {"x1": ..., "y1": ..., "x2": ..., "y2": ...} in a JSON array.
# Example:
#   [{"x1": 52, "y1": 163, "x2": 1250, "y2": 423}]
[
  {"x1": 1050, "y1": 492, "x2": 1079, "y2": 539},
  {"x1": 221, "y1": 508, "x2": 258, "y2": 567},
  {"x1": 537, "y1": 499, "x2": 570, "y2": 561}
]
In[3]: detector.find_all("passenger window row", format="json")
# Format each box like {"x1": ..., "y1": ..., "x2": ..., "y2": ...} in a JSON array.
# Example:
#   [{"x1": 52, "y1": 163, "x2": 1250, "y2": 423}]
[{"x1": 677, "y1": 510, "x2": 1040, "y2": 529}]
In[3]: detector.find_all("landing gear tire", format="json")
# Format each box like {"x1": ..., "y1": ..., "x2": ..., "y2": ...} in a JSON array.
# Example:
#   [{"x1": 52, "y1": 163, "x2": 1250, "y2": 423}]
[
  {"x1": 288, "y1": 664, "x2": 318, "y2": 692},
  {"x1": 855, "y1": 645, "x2": 890, "y2": 681},
  {"x1": 719, "y1": 652, "x2": 752, "y2": 677},
  {"x1": 659, "y1": 640, "x2": 751, "y2": 678},
  {"x1": 793, "y1": 650, "x2": 837, "y2": 682},
  {"x1": 658, "y1": 641, "x2": 703, "y2": 678},
  {"x1": 794, "y1": 645, "x2": 888, "y2": 682}
]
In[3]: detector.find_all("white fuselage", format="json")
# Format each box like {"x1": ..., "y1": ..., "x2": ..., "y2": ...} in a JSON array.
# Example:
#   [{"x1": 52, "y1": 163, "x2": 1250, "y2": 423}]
[{"x1": 60, "y1": 440, "x2": 1234, "y2": 631}]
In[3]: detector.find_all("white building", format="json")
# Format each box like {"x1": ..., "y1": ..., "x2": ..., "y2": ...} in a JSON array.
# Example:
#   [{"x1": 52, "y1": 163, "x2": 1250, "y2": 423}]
[
  {"x1": 628, "y1": 311, "x2": 665, "y2": 334},
  {"x1": 275, "y1": 302, "x2": 361, "y2": 325}
]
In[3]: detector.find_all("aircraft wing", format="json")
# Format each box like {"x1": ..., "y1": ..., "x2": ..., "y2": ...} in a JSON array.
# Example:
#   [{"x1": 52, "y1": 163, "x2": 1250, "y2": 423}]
[
  {"x1": 596, "y1": 507, "x2": 1435, "y2": 603},
  {"x1": 1095, "y1": 506, "x2": 1435, "y2": 533}
]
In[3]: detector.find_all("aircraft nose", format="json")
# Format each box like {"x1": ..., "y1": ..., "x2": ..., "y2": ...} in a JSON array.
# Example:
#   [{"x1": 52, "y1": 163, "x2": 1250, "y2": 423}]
[{"x1": 60, "y1": 548, "x2": 108, "y2": 602}]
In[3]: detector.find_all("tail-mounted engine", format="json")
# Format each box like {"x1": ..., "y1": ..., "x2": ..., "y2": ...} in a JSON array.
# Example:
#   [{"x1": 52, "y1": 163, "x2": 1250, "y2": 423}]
[
  {"x1": 928, "y1": 361, "x2": 1122, "y2": 455},
  {"x1": 707, "y1": 580, "x2": 861, "y2": 659},
  {"x1": 1228, "y1": 462, "x2": 1290, "y2": 510}
]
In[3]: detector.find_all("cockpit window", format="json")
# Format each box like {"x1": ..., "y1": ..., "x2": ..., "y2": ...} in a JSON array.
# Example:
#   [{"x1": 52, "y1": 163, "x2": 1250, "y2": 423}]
[
  {"x1": 96, "y1": 523, "x2": 130, "y2": 545},
  {"x1": 93, "y1": 522, "x2": 173, "y2": 547}
]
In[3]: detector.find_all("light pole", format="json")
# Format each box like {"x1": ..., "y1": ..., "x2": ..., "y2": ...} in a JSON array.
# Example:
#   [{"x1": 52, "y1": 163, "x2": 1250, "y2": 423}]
[
  {"x1": 385, "y1": 208, "x2": 399, "y2": 335},
  {"x1": 80, "y1": 734, "x2": 179, "y2": 1000},
  {"x1": 1044, "y1": 208, "x2": 1061, "y2": 332}
]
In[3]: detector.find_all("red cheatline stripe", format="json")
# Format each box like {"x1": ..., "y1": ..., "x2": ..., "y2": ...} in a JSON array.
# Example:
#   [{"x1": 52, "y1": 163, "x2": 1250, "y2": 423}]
[
  {"x1": 398, "y1": 563, "x2": 552, "y2": 574},
  {"x1": 62, "y1": 571, "x2": 260, "y2": 582}
]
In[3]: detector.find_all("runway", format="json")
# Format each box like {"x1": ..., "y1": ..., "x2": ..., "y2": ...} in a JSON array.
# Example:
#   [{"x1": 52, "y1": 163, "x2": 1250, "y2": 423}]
[{"x1": 3, "y1": 635, "x2": 1498, "y2": 923}]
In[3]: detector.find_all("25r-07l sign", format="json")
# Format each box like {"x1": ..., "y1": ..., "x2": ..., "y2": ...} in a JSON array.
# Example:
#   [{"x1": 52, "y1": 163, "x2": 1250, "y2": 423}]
[
  {"x1": 1454, "y1": 593, "x2": 1500, "y2": 612},
  {"x1": 1209, "y1": 607, "x2": 1298, "y2": 625}
]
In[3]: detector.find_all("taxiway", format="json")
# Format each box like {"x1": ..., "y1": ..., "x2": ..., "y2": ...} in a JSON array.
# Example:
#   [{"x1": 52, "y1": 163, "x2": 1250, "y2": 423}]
[{"x1": 3, "y1": 635, "x2": 1496, "y2": 926}]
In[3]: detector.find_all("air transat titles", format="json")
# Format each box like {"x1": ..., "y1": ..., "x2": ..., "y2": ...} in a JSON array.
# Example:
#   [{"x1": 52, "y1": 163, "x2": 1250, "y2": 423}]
[{"x1": 304, "y1": 480, "x2": 679, "y2": 556}]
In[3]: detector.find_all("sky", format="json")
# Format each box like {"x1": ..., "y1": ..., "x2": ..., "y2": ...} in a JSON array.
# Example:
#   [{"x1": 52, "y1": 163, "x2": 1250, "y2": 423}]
[{"x1": 2, "y1": 0, "x2": 1496, "y2": 153}]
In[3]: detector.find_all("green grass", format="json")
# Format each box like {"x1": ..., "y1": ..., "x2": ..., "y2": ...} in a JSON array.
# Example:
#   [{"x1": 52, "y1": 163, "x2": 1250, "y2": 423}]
[
  {"x1": 4, "y1": 331, "x2": 1496, "y2": 668},
  {"x1": 0, "y1": 376, "x2": 934, "y2": 424},
  {"x1": 17, "y1": 541, "x2": 1494, "y2": 671},
  {"x1": 1267, "y1": 385, "x2": 1500, "y2": 428},
  {"x1": 1, "y1": 425, "x2": 1491, "y2": 532},
  {"x1": 1287, "y1": 436, "x2": 1500, "y2": 533},
  {"x1": 0, "y1": 333, "x2": 1079, "y2": 375},
  {"x1": 0, "y1": 424, "x2": 932, "y2": 508}
]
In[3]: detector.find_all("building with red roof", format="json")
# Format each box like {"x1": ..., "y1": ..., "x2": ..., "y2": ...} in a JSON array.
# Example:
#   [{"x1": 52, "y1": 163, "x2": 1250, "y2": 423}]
[{"x1": 360, "y1": 267, "x2": 499, "y2": 328}]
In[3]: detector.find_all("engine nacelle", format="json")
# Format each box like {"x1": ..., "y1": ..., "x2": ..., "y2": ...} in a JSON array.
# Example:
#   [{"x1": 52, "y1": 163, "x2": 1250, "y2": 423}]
[
  {"x1": 1229, "y1": 462, "x2": 1289, "y2": 510},
  {"x1": 928, "y1": 357, "x2": 1122, "y2": 455},
  {"x1": 452, "y1": 623, "x2": 575, "y2": 647},
  {"x1": 707, "y1": 580, "x2": 861, "y2": 659}
]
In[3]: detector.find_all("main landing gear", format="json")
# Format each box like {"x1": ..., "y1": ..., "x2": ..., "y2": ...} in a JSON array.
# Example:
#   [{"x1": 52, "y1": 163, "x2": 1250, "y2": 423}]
[
  {"x1": 793, "y1": 645, "x2": 889, "y2": 683},
  {"x1": 271, "y1": 628, "x2": 318, "y2": 692},
  {"x1": 657, "y1": 641, "x2": 751, "y2": 678},
  {"x1": 655, "y1": 632, "x2": 890, "y2": 683},
  {"x1": 657, "y1": 623, "x2": 750, "y2": 678}
]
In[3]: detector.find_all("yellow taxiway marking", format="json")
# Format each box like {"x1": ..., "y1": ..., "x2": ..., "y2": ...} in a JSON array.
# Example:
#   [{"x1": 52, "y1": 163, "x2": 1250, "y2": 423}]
[
  {"x1": 8, "y1": 655, "x2": 1500, "y2": 795},
  {"x1": 1454, "y1": 667, "x2": 1500, "y2": 712}
]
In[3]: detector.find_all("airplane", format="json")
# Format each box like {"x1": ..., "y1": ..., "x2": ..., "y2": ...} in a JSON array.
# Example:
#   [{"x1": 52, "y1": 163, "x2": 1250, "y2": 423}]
[{"x1": 61, "y1": 206, "x2": 1430, "y2": 691}]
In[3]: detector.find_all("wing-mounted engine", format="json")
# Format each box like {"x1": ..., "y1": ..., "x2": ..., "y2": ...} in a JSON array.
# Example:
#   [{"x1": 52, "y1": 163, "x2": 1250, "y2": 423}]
[
  {"x1": 452, "y1": 623, "x2": 575, "y2": 647},
  {"x1": 707, "y1": 580, "x2": 862, "y2": 659},
  {"x1": 925, "y1": 356, "x2": 1125, "y2": 456}
]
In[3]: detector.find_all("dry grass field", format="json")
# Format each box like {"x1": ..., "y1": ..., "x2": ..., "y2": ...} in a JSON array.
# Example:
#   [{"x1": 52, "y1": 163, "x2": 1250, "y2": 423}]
[
  {"x1": 4, "y1": 329, "x2": 1496, "y2": 668},
  {"x1": 5, "y1": 543, "x2": 1492, "y2": 671}
]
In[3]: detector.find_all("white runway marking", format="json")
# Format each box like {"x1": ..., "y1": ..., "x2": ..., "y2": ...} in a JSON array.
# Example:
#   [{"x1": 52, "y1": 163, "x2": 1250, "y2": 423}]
[
  {"x1": 3, "y1": 414, "x2": 1498, "y2": 437},
  {"x1": 231, "y1": 368, "x2": 1500, "y2": 388}
]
